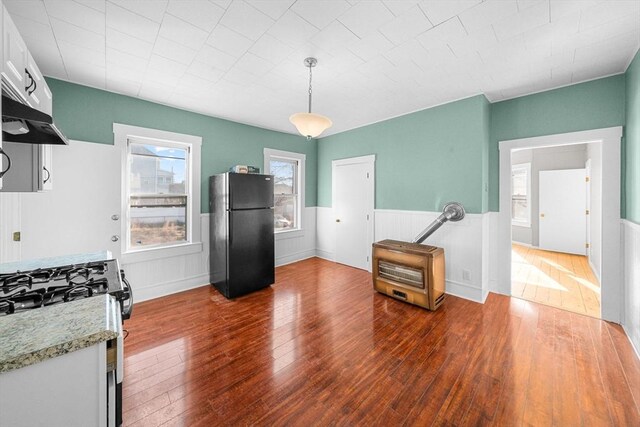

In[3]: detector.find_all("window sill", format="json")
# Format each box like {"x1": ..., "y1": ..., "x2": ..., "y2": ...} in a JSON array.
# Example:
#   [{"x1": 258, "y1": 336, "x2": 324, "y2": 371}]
[
  {"x1": 275, "y1": 229, "x2": 305, "y2": 240},
  {"x1": 122, "y1": 241, "x2": 203, "y2": 264},
  {"x1": 512, "y1": 221, "x2": 531, "y2": 228}
]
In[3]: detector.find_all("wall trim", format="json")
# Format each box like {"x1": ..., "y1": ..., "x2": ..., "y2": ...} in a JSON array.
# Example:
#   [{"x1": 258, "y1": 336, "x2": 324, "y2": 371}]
[
  {"x1": 446, "y1": 279, "x2": 485, "y2": 303},
  {"x1": 276, "y1": 249, "x2": 317, "y2": 267},
  {"x1": 623, "y1": 218, "x2": 640, "y2": 232},
  {"x1": 133, "y1": 273, "x2": 210, "y2": 303},
  {"x1": 374, "y1": 208, "x2": 484, "y2": 218},
  {"x1": 315, "y1": 250, "x2": 335, "y2": 262},
  {"x1": 622, "y1": 325, "x2": 640, "y2": 361}
]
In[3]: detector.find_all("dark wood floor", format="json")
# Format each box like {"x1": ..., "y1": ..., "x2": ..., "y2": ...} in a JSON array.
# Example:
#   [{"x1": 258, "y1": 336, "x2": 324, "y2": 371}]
[{"x1": 122, "y1": 257, "x2": 640, "y2": 426}]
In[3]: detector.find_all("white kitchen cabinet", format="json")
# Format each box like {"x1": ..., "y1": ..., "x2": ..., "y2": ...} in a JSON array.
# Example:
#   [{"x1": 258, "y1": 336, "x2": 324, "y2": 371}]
[
  {"x1": 26, "y1": 51, "x2": 52, "y2": 115},
  {"x1": 0, "y1": 141, "x2": 52, "y2": 192},
  {"x1": 1, "y1": 5, "x2": 28, "y2": 103},
  {"x1": 0, "y1": 343, "x2": 108, "y2": 427}
]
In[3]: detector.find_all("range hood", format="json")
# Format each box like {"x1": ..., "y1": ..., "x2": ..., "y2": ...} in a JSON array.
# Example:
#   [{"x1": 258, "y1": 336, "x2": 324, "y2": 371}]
[{"x1": 2, "y1": 93, "x2": 68, "y2": 145}]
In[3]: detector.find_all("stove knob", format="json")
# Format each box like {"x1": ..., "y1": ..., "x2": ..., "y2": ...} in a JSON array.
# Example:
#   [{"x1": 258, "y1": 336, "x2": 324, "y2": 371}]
[{"x1": 111, "y1": 235, "x2": 119, "y2": 242}]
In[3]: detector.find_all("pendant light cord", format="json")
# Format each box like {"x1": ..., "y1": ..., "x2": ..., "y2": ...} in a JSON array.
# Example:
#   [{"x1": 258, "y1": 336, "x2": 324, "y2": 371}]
[{"x1": 308, "y1": 64, "x2": 313, "y2": 114}]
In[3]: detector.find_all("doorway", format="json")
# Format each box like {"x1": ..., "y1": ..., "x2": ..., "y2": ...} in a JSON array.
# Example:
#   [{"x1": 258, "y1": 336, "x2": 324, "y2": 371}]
[
  {"x1": 332, "y1": 155, "x2": 375, "y2": 271},
  {"x1": 510, "y1": 144, "x2": 600, "y2": 317},
  {"x1": 498, "y1": 127, "x2": 622, "y2": 322}
]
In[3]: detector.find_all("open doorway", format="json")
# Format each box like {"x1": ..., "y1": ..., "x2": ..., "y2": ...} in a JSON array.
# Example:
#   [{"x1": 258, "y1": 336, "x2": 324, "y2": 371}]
[
  {"x1": 495, "y1": 127, "x2": 622, "y2": 323},
  {"x1": 510, "y1": 144, "x2": 602, "y2": 317}
]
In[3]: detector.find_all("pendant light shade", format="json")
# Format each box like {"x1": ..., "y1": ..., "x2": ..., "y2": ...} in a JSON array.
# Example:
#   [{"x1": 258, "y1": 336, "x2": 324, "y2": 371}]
[
  {"x1": 290, "y1": 57, "x2": 332, "y2": 140},
  {"x1": 289, "y1": 112, "x2": 333, "y2": 139}
]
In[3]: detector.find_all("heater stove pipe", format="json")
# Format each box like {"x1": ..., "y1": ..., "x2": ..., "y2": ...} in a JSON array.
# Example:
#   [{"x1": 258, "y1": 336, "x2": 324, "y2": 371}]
[{"x1": 412, "y1": 202, "x2": 466, "y2": 244}]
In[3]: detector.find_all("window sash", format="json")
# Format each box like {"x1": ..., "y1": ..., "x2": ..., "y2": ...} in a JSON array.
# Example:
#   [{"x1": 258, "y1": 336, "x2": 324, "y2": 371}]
[
  {"x1": 126, "y1": 139, "x2": 191, "y2": 250},
  {"x1": 511, "y1": 163, "x2": 531, "y2": 226},
  {"x1": 269, "y1": 155, "x2": 301, "y2": 233}
]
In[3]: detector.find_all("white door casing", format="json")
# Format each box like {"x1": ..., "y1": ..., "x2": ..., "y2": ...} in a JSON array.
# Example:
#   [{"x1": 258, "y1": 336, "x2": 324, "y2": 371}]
[
  {"x1": 332, "y1": 155, "x2": 375, "y2": 272},
  {"x1": 538, "y1": 169, "x2": 586, "y2": 255},
  {"x1": 585, "y1": 159, "x2": 592, "y2": 261},
  {"x1": 498, "y1": 127, "x2": 622, "y2": 322}
]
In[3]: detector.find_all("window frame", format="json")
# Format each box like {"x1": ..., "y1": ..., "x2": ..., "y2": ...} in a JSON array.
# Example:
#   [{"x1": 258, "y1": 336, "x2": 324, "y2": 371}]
[
  {"x1": 114, "y1": 124, "x2": 202, "y2": 262},
  {"x1": 264, "y1": 148, "x2": 306, "y2": 239},
  {"x1": 511, "y1": 162, "x2": 531, "y2": 228}
]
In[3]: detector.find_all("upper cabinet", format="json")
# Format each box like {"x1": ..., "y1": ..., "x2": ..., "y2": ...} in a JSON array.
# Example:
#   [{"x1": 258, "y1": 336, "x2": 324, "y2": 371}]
[
  {"x1": 2, "y1": 9, "x2": 53, "y2": 115},
  {"x1": 26, "y1": 52, "x2": 52, "y2": 116},
  {"x1": 0, "y1": 4, "x2": 60, "y2": 192},
  {"x1": 2, "y1": 6, "x2": 28, "y2": 103}
]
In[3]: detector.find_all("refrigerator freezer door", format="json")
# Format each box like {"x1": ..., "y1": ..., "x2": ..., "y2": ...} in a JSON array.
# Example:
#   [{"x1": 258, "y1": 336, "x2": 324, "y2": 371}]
[
  {"x1": 210, "y1": 174, "x2": 229, "y2": 296},
  {"x1": 228, "y1": 208, "x2": 275, "y2": 298},
  {"x1": 229, "y1": 173, "x2": 274, "y2": 210}
]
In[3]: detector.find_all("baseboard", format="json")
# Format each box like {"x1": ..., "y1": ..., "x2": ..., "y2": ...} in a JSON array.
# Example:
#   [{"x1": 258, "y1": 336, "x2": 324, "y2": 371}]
[
  {"x1": 315, "y1": 249, "x2": 335, "y2": 262},
  {"x1": 276, "y1": 249, "x2": 317, "y2": 267},
  {"x1": 622, "y1": 324, "x2": 640, "y2": 361},
  {"x1": 445, "y1": 280, "x2": 484, "y2": 303},
  {"x1": 134, "y1": 273, "x2": 210, "y2": 303},
  {"x1": 512, "y1": 241, "x2": 535, "y2": 248},
  {"x1": 588, "y1": 259, "x2": 602, "y2": 284}
]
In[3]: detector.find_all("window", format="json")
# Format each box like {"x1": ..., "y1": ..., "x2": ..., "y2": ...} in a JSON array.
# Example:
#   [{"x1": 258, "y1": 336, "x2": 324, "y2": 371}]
[
  {"x1": 264, "y1": 148, "x2": 305, "y2": 234},
  {"x1": 128, "y1": 140, "x2": 188, "y2": 248},
  {"x1": 114, "y1": 124, "x2": 202, "y2": 258},
  {"x1": 511, "y1": 163, "x2": 531, "y2": 227}
]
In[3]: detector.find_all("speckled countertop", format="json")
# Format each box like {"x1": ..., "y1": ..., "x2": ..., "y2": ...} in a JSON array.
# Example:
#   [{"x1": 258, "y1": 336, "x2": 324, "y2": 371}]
[{"x1": 0, "y1": 294, "x2": 119, "y2": 373}]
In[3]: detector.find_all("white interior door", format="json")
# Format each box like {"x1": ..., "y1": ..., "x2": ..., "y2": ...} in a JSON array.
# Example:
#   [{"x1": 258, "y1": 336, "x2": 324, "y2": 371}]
[
  {"x1": 539, "y1": 168, "x2": 586, "y2": 255},
  {"x1": 333, "y1": 156, "x2": 374, "y2": 271},
  {"x1": 19, "y1": 141, "x2": 122, "y2": 260}
]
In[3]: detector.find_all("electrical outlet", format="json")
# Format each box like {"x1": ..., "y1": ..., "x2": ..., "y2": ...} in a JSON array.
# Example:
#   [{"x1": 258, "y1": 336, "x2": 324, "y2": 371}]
[
  {"x1": 12, "y1": 231, "x2": 20, "y2": 242},
  {"x1": 462, "y1": 269, "x2": 471, "y2": 282}
]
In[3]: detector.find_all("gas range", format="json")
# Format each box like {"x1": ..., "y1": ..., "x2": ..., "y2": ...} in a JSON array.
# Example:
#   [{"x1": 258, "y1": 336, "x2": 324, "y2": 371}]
[{"x1": 0, "y1": 259, "x2": 132, "y2": 320}]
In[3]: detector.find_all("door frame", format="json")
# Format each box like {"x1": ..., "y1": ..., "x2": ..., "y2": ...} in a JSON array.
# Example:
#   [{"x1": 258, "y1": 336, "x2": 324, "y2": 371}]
[
  {"x1": 332, "y1": 155, "x2": 375, "y2": 272},
  {"x1": 498, "y1": 126, "x2": 622, "y2": 322}
]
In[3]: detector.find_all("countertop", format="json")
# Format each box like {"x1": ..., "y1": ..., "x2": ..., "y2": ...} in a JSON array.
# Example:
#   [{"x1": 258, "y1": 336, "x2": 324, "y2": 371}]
[
  {"x1": 0, "y1": 294, "x2": 120, "y2": 373},
  {"x1": 0, "y1": 251, "x2": 112, "y2": 274}
]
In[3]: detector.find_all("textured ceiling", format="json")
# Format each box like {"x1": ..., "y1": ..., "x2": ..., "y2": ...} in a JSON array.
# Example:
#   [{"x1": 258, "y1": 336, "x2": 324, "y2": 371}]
[{"x1": 4, "y1": 0, "x2": 640, "y2": 136}]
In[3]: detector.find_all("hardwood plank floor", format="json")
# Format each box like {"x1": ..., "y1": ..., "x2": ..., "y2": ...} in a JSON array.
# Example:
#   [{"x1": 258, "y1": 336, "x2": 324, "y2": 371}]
[
  {"x1": 511, "y1": 243, "x2": 601, "y2": 317},
  {"x1": 122, "y1": 257, "x2": 639, "y2": 426}
]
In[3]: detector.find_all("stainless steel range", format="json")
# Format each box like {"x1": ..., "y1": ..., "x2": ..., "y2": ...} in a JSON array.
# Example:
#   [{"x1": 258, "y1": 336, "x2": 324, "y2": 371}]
[
  {"x1": 0, "y1": 259, "x2": 132, "y2": 427},
  {"x1": 0, "y1": 259, "x2": 132, "y2": 319}
]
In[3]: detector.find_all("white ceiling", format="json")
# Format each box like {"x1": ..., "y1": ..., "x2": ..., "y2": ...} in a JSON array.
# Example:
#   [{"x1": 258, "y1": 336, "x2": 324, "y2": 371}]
[{"x1": 5, "y1": 0, "x2": 640, "y2": 136}]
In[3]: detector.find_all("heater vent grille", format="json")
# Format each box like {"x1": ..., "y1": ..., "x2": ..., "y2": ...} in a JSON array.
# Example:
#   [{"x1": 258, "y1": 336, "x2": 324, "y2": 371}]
[{"x1": 378, "y1": 261, "x2": 424, "y2": 289}]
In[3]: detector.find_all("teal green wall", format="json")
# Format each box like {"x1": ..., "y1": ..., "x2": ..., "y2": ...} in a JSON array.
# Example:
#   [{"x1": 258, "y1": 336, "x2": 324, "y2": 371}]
[
  {"x1": 626, "y1": 51, "x2": 640, "y2": 224},
  {"x1": 316, "y1": 95, "x2": 490, "y2": 214},
  {"x1": 46, "y1": 78, "x2": 318, "y2": 212},
  {"x1": 489, "y1": 75, "x2": 626, "y2": 212}
]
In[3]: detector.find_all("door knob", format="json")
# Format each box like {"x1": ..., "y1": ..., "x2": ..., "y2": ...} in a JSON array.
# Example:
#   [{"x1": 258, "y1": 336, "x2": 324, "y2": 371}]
[
  {"x1": 540, "y1": 213, "x2": 545, "y2": 218},
  {"x1": 111, "y1": 235, "x2": 119, "y2": 242},
  {"x1": 111, "y1": 214, "x2": 120, "y2": 221},
  {"x1": 336, "y1": 219, "x2": 341, "y2": 223}
]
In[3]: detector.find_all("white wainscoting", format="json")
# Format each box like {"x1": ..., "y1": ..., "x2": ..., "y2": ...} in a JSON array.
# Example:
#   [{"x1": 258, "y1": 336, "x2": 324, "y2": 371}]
[
  {"x1": 122, "y1": 214, "x2": 210, "y2": 302},
  {"x1": 274, "y1": 207, "x2": 317, "y2": 266},
  {"x1": 316, "y1": 207, "x2": 492, "y2": 303},
  {"x1": 0, "y1": 193, "x2": 21, "y2": 263},
  {"x1": 374, "y1": 209, "x2": 490, "y2": 303},
  {"x1": 623, "y1": 219, "x2": 640, "y2": 357},
  {"x1": 130, "y1": 207, "x2": 317, "y2": 302}
]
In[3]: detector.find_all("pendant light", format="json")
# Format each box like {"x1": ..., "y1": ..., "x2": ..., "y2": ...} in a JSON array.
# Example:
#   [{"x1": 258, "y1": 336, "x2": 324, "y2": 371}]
[{"x1": 289, "y1": 57, "x2": 332, "y2": 140}]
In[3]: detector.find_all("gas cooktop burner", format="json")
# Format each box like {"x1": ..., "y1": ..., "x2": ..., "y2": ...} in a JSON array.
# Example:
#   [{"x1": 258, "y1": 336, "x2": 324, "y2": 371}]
[{"x1": 0, "y1": 260, "x2": 132, "y2": 320}]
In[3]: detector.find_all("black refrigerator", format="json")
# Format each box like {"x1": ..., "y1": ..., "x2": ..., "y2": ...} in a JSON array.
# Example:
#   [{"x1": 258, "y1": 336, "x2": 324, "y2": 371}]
[{"x1": 209, "y1": 173, "x2": 275, "y2": 298}]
